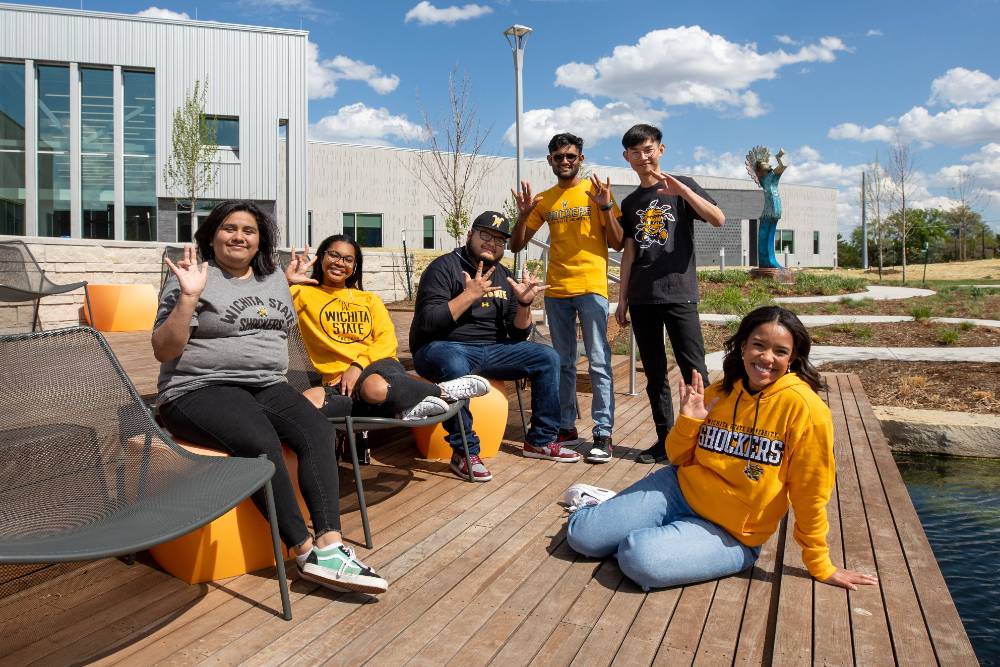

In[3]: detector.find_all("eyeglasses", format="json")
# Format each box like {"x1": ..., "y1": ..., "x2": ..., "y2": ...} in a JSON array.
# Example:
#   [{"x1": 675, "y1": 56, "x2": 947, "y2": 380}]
[
  {"x1": 476, "y1": 230, "x2": 507, "y2": 247},
  {"x1": 626, "y1": 146, "x2": 659, "y2": 160},
  {"x1": 551, "y1": 153, "x2": 580, "y2": 163},
  {"x1": 324, "y1": 250, "x2": 356, "y2": 266}
]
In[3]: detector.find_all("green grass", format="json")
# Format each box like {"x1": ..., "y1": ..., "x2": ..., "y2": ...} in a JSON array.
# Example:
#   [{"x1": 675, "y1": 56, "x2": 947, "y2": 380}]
[
  {"x1": 910, "y1": 305, "x2": 932, "y2": 321},
  {"x1": 792, "y1": 272, "x2": 866, "y2": 296},
  {"x1": 699, "y1": 284, "x2": 774, "y2": 315},
  {"x1": 938, "y1": 328, "x2": 960, "y2": 345},
  {"x1": 959, "y1": 321, "x2": 975, "y2": 331}
]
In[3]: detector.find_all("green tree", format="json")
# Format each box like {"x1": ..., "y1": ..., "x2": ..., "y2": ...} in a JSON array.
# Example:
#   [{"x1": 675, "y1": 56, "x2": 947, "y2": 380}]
[
  {"x1": 163, "y1": 79, "x2": 218, "y2": 241},
  {"x1": 883, "y1": 208, "x2": 949, "y2": 264},
  {"x1": 837, "y1": 232, "x2": 861, "y2": 268}
]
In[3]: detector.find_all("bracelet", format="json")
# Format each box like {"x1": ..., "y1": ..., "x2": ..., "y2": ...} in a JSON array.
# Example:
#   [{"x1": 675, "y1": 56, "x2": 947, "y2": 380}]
[
  {"x1": 599, "y1": 201, "x2": 614, "y2": 211},
  {"x1": 350, "y1": 361, "x2": 364, "y2": 371},
  {"x1": 517, "y1": 299, "x2": 534, "y2": 307}
]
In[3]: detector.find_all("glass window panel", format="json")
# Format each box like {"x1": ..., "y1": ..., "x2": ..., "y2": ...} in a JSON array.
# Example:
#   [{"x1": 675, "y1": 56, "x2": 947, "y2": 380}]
[
  {"x1": 0, "y1": 62, "x2": 26, "y2": 151},
  {"x1": 343, "y1": 212, "x2": 355, "y2": 235},
  {"x1": 81, "y1": 154, "x2": 114, "y2": 239},
  {"x1": 204, "y1": 116, "x2": 239, "y2": 148},
  {"x1": 0, "y1": 152, "x2": 25, "y2": 235},
  {"x1": 37, "y1": 152, "x2": 70, "y2": 237},
  {"x1": 813, "y1": 230, "x2": 820, "y2": 254},
  {"x1": 355, "y1": 213, "x2": 382, "y2": 247},
  {"x1": 37, "y1": 65, "x2": 69, "y2": 152},
  {"x1": 774, "y1": 230, "x2": 794, "y2": 254},
  {"x1": 124, "y1": 155, "x2": 156, "y2": 241},
  {"x1": 423, "y1": 215, "x2": 434, "y2": 249},
  {"x1": 81, "y1": 68, "x2": 113, "y2": 155},
  {"x1": 123, "y1": 70, "x2": 155, "y2": 156}
]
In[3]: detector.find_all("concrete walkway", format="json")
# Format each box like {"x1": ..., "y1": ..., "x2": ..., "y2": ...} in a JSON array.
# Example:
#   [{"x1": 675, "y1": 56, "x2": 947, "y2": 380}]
[
  {"x1": 700, "y1": 313, "x2": 1000, "y2": 327},
  {"x1": 774, "y1": 284, "x2": 935, "y2": 303},
  {"x1": 706, "y1": 345, "x2": 1000, "y2": 371}
]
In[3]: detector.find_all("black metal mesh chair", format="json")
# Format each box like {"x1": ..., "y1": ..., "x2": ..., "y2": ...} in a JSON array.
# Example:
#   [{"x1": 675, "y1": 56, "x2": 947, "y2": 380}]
[
  {"x1": 285, "y1": 324, "x2": 474, "y2": 549},
  {"x1": 0, "y1": 239, "x2": 92, "y2": 332},
  {"x1": 0, "y1": 327, "x2": 293, "y2": 620}
]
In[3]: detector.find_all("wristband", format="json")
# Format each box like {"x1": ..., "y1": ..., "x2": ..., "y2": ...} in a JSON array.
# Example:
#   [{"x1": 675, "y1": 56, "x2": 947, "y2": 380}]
[
  {"x1": 517, "y1": 299, "x2": 534, "y2": 308},
  {"x1": 350, "y1": 361, "x2": 364, "y2": 371},
  {"x1": 599, "y1": 201, "x2": 614, "y2": 211}
]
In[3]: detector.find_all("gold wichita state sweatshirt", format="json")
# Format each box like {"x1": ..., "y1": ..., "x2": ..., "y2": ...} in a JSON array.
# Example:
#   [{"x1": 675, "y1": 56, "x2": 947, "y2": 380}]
[
  {"x1": 666, "y1": 372, "x2": 837, "y2": 581},
  {"x1": 291, "y1": 285, "x2": 397, "y2": 384}
]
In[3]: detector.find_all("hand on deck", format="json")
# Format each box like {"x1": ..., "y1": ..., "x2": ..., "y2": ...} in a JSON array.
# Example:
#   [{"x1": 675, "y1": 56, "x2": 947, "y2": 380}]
[
  {"x1": 463, "y1": 262, "x2": 496, "y2": 299},
  {"x1": 823, "y1": 568, "x2": 878, "y2": 591},
  {"x1": 507, "y1": 268, "x2": 549, "y2": 306},
  {"x1": 163, "y1": 245, "x2": 208, "y2": 298},
  {"x1": 285, "y1": 246, "x2": 318, "y2": 285},
  {"x1": 679, "y1": 371, "x2": 718, "y2": 420}
]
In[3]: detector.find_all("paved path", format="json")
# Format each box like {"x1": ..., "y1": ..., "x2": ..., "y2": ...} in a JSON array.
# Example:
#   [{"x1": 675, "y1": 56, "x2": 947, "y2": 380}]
[
  {"x1": 774, "y1": 284, "x2": 935, "y2": 303},
  {"x1": 700, "y1": 313, "x2": 1000, "y2": 327},
  {"x1": 706, "y1": 345, "x2": 1000, "y2": 370}
]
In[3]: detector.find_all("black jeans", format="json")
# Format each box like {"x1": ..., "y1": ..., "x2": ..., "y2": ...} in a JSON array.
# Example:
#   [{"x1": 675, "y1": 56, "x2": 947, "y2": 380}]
[
  {"x1": 159, "y1": 381, "x2": 341, "y2": 549},
  {"x1": 629, "y1": 302, "x2": 710, "y2": 438},
  {"x1": 321, "y1": 358, "x2": 441, "y2": 419}
]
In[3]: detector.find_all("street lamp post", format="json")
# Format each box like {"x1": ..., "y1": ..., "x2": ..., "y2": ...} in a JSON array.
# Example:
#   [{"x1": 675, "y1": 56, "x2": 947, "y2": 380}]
[{"x1": 504, "y1": 23, "x2": 532, "y2": 274}]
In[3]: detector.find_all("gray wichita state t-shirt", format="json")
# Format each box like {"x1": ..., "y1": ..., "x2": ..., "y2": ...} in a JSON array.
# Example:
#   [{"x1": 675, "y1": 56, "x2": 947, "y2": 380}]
[{"x1": 155, "y1": 261, "x2": 297, "y2": 406}]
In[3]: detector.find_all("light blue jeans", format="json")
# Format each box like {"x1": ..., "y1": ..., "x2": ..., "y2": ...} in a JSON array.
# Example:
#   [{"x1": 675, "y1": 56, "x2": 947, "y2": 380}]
[
  {"x1": 566, "y1": 466, "x2": 760, "y2": 590},
  {"x1": 544, "y1": 294, "x2": 614, "y2": 437}
]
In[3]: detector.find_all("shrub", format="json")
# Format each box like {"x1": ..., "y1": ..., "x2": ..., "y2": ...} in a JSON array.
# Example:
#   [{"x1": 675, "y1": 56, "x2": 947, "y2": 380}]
[
  {"x1": 697, "y1": 269, "x2": 754, "y2": 286},
  {"x1": 794, "y1": 272, "x2": 866, "y2": 296},
  {"x1": 938, "y1": 328, "x2": 959, "y2": 345},
  {"x1": 910, "y1": 305, "x2": 932, "y2": 321}
]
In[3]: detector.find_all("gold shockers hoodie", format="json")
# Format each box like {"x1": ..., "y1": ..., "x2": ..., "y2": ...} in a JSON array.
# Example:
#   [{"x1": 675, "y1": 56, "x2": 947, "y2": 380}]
[{"x1": 666, "y1": 372, "x2": 837, "y2": 581}]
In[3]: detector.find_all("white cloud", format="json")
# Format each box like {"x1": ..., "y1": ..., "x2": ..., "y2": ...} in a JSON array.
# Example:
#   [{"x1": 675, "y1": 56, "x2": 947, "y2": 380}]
[
  {"x1": 404, "y1": 1, "x2": 492, "y2": 25},
  {"x1": 828, "y1": 122, "x2": 896, "y2": 142},
  {"x1": 309, "y1": 103, "x2": 426, "y2": 145},
  {"x1": 240, "y1": 0, "x2": 316, "y2": 10},
  {"x1": 937, "y1": 143, "x2": 1000, "y2": 192},
  {"x1": 503, "y1": 99, "x2": 667, "y2": 155},
  {"x1": 306, "y1": 41, "x2": 400, "y2": 100},
  {"x1": 554, "y1": 27, "x2": 849, "y2": 117},
  {"x1": 929, "y1": 67, "x2": 1000, "y2": 106},
  {"x1": 775, "y1": 34, "x2": 797, "y2": 45},
  {"x1": 136, "y1": 6, "x2": 191, "y2": 20},
  {"x1": 866, "y1": 29, "x2": 883, "y2": 37}
]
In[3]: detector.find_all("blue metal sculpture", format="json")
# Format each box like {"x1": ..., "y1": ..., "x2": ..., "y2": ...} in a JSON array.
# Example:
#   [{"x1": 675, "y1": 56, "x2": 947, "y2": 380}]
[{"x1": 746, "y1": 146, "x2": 788, "y2": 269}]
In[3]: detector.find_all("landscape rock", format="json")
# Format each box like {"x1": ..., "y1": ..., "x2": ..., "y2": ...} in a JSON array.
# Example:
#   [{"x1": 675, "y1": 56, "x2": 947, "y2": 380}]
[{"x1": 875, "y1": 406, "x2": 1000, "y2": 458}]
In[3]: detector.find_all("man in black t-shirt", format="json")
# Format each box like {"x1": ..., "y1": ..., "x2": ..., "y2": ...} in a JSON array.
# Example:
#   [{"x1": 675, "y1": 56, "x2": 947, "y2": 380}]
[{"x1": 614, "y1": 124, "x2": 725, "y2": 463}]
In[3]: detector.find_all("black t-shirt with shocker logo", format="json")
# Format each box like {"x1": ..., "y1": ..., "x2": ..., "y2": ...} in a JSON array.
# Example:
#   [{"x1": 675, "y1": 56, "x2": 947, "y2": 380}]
[{"x1": 619, "y1": 175, "x2": 717, "y2": 304}]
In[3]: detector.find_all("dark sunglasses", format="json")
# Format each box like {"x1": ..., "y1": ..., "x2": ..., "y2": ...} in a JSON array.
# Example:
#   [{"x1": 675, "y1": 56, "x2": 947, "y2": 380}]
[{"x1": 551, "y1": 153, "x2": 580, "y2": 163}]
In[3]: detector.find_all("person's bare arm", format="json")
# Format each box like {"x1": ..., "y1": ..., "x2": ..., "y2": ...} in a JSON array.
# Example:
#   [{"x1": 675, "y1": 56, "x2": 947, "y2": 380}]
[
  {"x1": 151, "y1": 246, "x2": 207, "y2": 362},
  {"x1": 509, "y1": 180, "x2": 542, "y2": 253},
  {"x1": 586, "y1": 174, "x2": 623, "y2": 250},
  {"x1": 655, "y1": 172, "x2": 726, "y2": 228},
  {"x1": 614, "y1": 239, "x2": 635, "y2": 327}
]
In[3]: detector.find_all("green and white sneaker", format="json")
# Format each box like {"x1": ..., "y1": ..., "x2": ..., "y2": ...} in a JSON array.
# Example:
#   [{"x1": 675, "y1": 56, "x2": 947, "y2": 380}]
[{"x1": 298, "y1": 544, "x2": 388, "y2": 594}]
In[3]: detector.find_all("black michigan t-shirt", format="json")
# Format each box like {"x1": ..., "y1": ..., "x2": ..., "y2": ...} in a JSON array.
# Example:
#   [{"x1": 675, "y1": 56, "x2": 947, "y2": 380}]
[{"x1": 620, "y1": 175, "x2": 717, "y2": 304}]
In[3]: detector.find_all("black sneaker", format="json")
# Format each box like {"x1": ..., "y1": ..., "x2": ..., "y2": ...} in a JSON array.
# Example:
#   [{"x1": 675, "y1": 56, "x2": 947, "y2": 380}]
[
  {"x1": 637, "y1": 441, "x2": 667, "y2": 464},
  {"x1": 585, "y1": 435, "x2": 612, "y2": 464}
]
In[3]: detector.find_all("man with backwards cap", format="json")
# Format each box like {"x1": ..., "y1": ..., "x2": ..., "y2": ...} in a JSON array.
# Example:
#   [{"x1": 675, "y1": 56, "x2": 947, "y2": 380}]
[{"x1": 411, "y1": 211, "x2": 578, "y2": 481}]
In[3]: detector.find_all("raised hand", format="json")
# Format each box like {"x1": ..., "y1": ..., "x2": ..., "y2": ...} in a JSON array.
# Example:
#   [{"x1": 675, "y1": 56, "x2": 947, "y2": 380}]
[
  {"x1": 285, "y1": 245, "x2": 318, "y2": 285},
  {"x1": 506, "y1": 268, "x2": 550, "y2": 305},
  {"x1": 163, "y1": 245, "x2": 208, "y2": 298},
  {"x1": 679, "y1": 371, "x2": 718, "y2": 420},
  {"x1": 654, "y1": 171, "x2": 687, "y2": 198},
  {"x1": 462, "y1": 261, "x2": 496, "y2": 299},
  {"x1": 585, "y1": 174, "x2": 613, "y2": 209},
  {"x1": 823, "y1": 568, "x2": 878, "y2": 591},
  {"x1": 512, "y1": 181, "x2": 542, "y2": 219}
]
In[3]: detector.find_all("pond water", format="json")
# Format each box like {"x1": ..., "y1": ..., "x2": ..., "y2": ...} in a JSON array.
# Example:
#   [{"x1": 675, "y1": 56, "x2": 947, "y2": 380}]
[{"x1": 894, "y1": 453, "x2": 1000, "y2": 665}]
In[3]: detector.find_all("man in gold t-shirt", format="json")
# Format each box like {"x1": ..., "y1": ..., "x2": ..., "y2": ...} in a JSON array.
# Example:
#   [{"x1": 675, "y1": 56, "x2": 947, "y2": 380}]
[{"x1": 510, "y1": 132, "x2": 624, "y2": 464}]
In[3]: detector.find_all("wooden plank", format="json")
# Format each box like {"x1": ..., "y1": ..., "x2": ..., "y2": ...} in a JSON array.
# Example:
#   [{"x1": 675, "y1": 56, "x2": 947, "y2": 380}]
[
  {"x1": 845, "y1": 374, "x2": 978, "y2": 665},
  {"x1": 770, "y1": 505, "x2": 813, "y2": 666},
  {"x1": 690, "y1": 573, "x2": 752, "y2": 666},
  {"x1": 568, "y1": 578, "x2": 646, "y2": 667},
  {"x1": 828, "y1": 374, "x2": 896, "y2": 665},
  {"x1": 650, "y1": 579, "x2": 717, "y2": 665},
  {"x1": 732, "y1": 523, "x2": 783, "y2": 665}
]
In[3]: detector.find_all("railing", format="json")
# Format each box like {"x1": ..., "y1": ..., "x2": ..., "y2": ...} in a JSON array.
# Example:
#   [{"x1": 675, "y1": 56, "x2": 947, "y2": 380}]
[{"x1": 522, "y1": 239, "x2": 638, "y2": 396}]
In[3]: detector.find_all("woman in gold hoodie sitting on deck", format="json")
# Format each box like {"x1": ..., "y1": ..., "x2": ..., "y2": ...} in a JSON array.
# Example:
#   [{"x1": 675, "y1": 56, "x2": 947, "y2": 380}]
[
  {"x1": 286, "y1": 234, "x2": 489, "y2": 421},
  {"x1": 565, "y1": 306, "x2": 878, "y2": 592}
]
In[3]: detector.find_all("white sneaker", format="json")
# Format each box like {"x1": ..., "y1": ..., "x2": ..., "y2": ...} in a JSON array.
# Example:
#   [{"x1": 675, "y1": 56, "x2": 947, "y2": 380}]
[
  {"x1": 402, "y1": 396, "x2": 449, "y2": 420},
  {"x1": 562, "y1": 483, "x2": 616, "y2": 512},
  {"x1": 438, "y1": 375, "x2": 490, "y2": 402}
]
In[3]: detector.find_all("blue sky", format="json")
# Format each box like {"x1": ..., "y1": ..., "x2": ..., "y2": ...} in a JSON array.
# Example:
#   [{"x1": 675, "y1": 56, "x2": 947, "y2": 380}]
[{"x1": 23, "y1": 0, "x2": 1000, "y2": 233}]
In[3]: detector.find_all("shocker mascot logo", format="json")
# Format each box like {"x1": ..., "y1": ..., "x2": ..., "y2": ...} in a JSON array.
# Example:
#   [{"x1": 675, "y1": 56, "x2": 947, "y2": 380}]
[
  {"x1": 634, "y1": 199, "x2": 674, "y2": 249},
  {"x1": 320, "y1": 298, "x2": 373, "y2": 344},
  {"x1": 490, "y1": 214, "x2": 503, "y2": 228}
]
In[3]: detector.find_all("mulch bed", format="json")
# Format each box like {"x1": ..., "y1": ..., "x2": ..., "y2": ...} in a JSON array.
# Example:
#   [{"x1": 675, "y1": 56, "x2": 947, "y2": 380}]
[
  {"x1": 702, "y1": 322, "x2": 1000, "y2": 351},
  {"x1": 820, "y1": 360, "x2": 1000, "y2": 415}
]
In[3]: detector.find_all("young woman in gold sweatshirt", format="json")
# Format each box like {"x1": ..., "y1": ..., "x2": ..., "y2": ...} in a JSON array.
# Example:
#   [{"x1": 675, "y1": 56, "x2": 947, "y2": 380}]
[
  {"x1": 566, "y1": 306, "x2": 878, "y2": 591},
  {"x1": 286, "y1": 234, "x2": 488, "y2": 420}
]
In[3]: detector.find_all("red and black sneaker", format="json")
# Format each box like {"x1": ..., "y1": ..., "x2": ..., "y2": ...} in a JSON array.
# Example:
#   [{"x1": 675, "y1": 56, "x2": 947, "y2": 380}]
[
  {"x1": 556, "y1": 427, "x2": 582, "y2": 448},
  {"x1": 523, "y1": 441, "x2": 581, "y2": 462}
]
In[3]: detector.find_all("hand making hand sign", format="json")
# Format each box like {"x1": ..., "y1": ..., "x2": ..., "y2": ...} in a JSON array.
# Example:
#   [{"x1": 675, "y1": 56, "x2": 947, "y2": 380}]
[
  {"x1": 585, "y1": 174, "x2": 613, "y2": 209},
  {"x1": 507, "y1": 268, "x2": 550, "y2": 306},
  {"x1": 511, "y1": 180, "x2": 542, "y2": 220},
  {"x1": 463, "y1": 261, "x2": 496, "y2": 299},
  {"x1": 285, "y1": 245, "x2": 318, "y2": 285},
  {"x1": 654, "y1": 171, "x2": 688, "y2": 198},
  {"x1": 678, "y1": 371, "x2": 719, "y2": 421},
  {"x1": 163, "y1": 245, "x2": 209, "y2": 298}
]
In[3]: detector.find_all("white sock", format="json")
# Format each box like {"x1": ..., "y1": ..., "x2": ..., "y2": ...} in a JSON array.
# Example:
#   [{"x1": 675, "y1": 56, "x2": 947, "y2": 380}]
[
  {"x1": 315, "y1": 541, "x2": 344, "y2": 553},
  {"x1": 295, "y1": 549, "x2": 313, "y2": 567}
]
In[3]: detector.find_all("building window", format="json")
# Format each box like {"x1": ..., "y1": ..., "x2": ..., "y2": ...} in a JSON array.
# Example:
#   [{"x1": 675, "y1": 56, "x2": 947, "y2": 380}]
[
  {"x1": 343, "y1": 212, "x2": 382, "y2": 247},
  {"x1": 0, "y1": 62, "x2": 26, "y2": 235},
  {"x1": 123, "y1": 70, "x2": 156, "y2": 241},
  {"x1": 423, "y1": 215, "x2": 434, "y2": 249},
  {"x1": 813, "y1": 230, "x2": 820, "y2": 255},
  {"x1": 774, "y1": 229, "x2": 794, "y2": 255},
  {"x1": 81, "y1": 67, "x2": 114, "y2": 240},
  {"x1": 307, "y1": 210, "x2": 313, "y2": 246},
  {"x1": 37, "y1": 64, "x2": 70, "y2": 238},
  {"x1": 177, "y1": 199, "x2": 221, "y2": 243},
  {"x1": 203, "y1": 115, "x2": 239, "y2": 150}
]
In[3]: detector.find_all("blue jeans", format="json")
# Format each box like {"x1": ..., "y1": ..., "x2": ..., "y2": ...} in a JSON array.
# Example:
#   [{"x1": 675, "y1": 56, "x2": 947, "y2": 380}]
[
  {"x1": 413, "y1": 340, "x2": 561, "y2": 455},
  {"x1": 567, "y1": 466, "x2": 760, "y2": 590},
  {"x1": 544, "y1": 294, "x2": 614, "y2": 437}
]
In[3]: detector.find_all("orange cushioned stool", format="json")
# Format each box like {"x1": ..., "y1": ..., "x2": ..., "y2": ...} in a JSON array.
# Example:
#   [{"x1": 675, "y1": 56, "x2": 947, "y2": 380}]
[
  {"x1": 149, "y1": 440, "x2": 309, "y2": 584},
  {"x1": 84, "y1": 283, "x2": 158, "y2": 332},
  {"x1": 411, "y1": 379, "x2": 509, "y2": 459}
]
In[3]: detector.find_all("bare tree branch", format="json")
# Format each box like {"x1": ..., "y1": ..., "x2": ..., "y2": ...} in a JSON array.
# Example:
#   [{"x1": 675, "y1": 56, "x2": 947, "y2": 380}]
[{"x1": 889, "y1": 137, "x2": 914, "y2": 282}]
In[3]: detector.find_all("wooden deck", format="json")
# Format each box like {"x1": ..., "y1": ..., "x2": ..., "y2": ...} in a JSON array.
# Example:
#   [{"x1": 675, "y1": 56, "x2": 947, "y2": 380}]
[{"x1": 0, "y1": 336, "x2": 979, "y2": 665}]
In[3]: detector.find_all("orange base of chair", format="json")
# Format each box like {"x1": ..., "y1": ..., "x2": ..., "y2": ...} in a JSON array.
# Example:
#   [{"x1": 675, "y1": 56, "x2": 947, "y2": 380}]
[
  {"x1": 411, "y1": 379, "x2": 509, "y2": 460},
  {"x1": 149, "y1": 441, "x2": 309, "y2": 584},
  {"x1": 84, "y1": 283, "x2": 158, "y2": 332}
]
